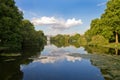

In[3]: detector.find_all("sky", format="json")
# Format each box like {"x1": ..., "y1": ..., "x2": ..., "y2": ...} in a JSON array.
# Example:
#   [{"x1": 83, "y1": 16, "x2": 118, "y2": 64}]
[{"x1": 15, "y1": 0, "x2": 107, "y2": 35}]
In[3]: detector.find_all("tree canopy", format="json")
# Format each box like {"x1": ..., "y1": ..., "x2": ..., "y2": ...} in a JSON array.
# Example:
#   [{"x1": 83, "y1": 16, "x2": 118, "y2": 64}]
[
  {"x1": 85, "y1": 0, "x2": 120, "y2": 44},
  {"x1": 0, "y1": 0, "x2": 46, "y2": 51}
]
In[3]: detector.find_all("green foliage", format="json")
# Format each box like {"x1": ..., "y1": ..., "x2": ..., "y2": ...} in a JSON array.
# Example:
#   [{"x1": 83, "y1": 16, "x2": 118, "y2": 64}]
[
  {"x1": 84, "y1": 46, "x2": 109, "y2": 54},
  {"x1": 0, "y1": 0, "x2": 23, "y2": 49},
  {"x1": 102, "y1": 43, "x2": 120, "y2": 49},
  {"x1": 0, "y1": 0, "x2": 47, "y2": 51},
  {"x1": 50, "y1": 34, "x2": 68, "y2": 47},
  {"x1": 85, "y1": 0, "x2": 120, "y2": 43},
  {"x1": 69, "y1": 34, "x2": 87, "y2": 47},
  {"x1": 50, "y1": 33, "x2": 87, "y2": 47},
  {"x1": 21, "y1": 20, "x2": 47, "y2": 48},
  {"x1": 69, "y1": 34, "x2": 80, "y2": 43},
  {"x1": 78, "y1": 36, "x2": 87, "y2": 45},
  {"x1": 89, "y1": 35, "x2": 109, "y2": 46}
]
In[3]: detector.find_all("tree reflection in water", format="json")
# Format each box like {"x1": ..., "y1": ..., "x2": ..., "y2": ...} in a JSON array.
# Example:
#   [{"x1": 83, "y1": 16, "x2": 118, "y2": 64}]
[
  {"x1": 82, "y1": 46, "x2": 120, "y2": 80},
  {"x1": 52, "y1": 42, "x2": 120, "y2": 80},
  {"x1": 0, "y1": 42, "x2": 120, "y2": 80},
  {"x1": 0, "y1": 43, "x2": 45, "y2": 80}
]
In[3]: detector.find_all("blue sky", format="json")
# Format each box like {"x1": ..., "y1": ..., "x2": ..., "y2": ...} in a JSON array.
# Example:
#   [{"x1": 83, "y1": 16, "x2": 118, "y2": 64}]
[{"x1": 15, "y1": 0, "x2": 107, "y2": 35}]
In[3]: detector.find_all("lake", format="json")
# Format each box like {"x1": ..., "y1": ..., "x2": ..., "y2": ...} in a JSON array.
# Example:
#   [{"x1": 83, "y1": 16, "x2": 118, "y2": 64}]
[{"x1": 0, "y1": 44, "x2": 120, "y2": 80}]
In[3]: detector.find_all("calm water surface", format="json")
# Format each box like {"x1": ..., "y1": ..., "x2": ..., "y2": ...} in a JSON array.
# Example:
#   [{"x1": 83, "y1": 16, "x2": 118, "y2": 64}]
[
  {"x1": 21, "y1": 45, "x2": 104, "y2": 80},
  {"x1": 1, "y1": 44, "x2": 120, "y2": 80}
]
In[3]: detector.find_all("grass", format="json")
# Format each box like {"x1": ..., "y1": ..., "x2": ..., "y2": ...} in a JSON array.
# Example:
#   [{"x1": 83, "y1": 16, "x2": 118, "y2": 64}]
[
  {"x1": 0, "y1": 46, "x2": 9, "y2": 50},
  {"x1": 102, "y1": 43, "x2": 120, "y2": 49},
  {"x1": 0, "y1": 53, "x2": 21, "y2": 56}
]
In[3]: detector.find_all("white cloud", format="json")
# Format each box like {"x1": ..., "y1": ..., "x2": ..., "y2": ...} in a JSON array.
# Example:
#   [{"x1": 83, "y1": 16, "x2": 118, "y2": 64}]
[
  {"x1": 31, "y1": 16, "x2": 83, "y2": 30},
  {"x1": 97, "y1": 2, "x2": 106, "y2": 6},
  {"x1": 32, "y1": 16, "x2": 57, "y2": 25}
]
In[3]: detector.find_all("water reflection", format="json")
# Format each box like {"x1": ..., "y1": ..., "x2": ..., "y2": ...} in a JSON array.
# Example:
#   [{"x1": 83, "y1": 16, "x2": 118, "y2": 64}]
[
  {"x1": 84, "y1": 46, "x2": 120, "y2": 55},
  {"x1": 82, "y1": 46, "x2": 120, "y2": 80},
  {"x1": 0, "y1": 57, "x2": 23, "y2": 80},
  {"x1": 1, "y1": 43, "x2": 120, "y2": 80},
  {"x1": 21, "y1": 45, "x2": 104, "y2": 80},
  {"x1": 0, "y1": 44, "x2": 45, "y2": 80},
  {"x1": 31, "y1": 45, "x2": 87, "y2": 63},
  {"x1": 89, "y1": 54, "x2": 120, "y2": 80},
  {"x1": 33, "y1": 55, "x2": 82, "y2": 63}
]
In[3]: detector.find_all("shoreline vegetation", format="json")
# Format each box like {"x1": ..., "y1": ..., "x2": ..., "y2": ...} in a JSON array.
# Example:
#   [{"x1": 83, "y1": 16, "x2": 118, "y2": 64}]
[
  {"x1": 50, "y1": 34, "x2": 120, "y2": 49},
  {"x1": 50, "y1": 0, "x2": 120, "y2": 50},
  {"x1": 84, "y1": 0, "x2": 120, "y2": 46},
  {"x1": 102, "y1": 43, "x2": 120, "y2": 49},
  {"x1": 0, "y1": 0, "x2": 47, "y2": 52},
  {"x1": 1, "y1": 0, "x2": 120, "y2": 53}
]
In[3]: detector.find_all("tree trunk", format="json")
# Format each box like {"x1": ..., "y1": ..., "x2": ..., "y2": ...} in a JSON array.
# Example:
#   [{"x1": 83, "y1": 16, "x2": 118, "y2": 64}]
[
  {"x1": 116, "y1": 32, "x2": 118, "y2": 44},
  {"x1": 115, "y1": 48, "x2": 118, "y2": 55}
]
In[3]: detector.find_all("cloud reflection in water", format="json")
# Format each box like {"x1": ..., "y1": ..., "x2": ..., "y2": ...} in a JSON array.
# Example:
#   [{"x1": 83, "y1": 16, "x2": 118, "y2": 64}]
[{"x1": 32, "y1": 45, "x2": 83, "y2": 64}]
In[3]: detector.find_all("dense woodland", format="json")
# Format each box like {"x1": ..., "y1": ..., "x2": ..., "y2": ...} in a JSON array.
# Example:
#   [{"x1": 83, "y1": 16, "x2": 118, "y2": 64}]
[
  {"x1": 0, "y1": 0, "x2": 47, "y2": 51},
  {"x1": 51, "y1": 0, "x2": 120, "y2": 47}
]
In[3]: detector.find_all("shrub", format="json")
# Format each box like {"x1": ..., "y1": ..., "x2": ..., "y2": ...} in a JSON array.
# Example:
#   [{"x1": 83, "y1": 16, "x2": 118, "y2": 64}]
[{"x1": 89, "y1": 35, "x2": 109, "y2": 46}]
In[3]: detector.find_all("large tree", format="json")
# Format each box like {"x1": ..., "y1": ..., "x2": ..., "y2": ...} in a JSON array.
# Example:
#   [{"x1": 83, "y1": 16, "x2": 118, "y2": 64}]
[
  {"x1": 0, "y1": 0, "x2": 23, "y2": 49},
  {"x1": 0, "y1": 0, "x2": 47, "y2": 51},
  {"x1": 21, "y1": 20, "x2": 47, "y2": 47},
  {"x1": 85, "y1": 0, "x2": 120, "y2": 44},
  {"x1": 101, "y1": 0, "x2": 120, "y2": 44}
]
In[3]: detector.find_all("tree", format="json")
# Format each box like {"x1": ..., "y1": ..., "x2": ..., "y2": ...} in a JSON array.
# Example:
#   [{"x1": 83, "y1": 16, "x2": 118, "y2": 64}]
[
  {"x1": 69, "y1": 34, "x2": 80, "y2": 43},
  {"x1": 35, "y1": 30, "x2": 47, "y2": 45},
  {"x1": 21, "y1": 20, "x2": 47, "y2": 47},
  {"x1": 85, "y1": 0, "x2": 120, "y2": 44},
  {"x1": 0, "y1": 0, "x2": 47, "y2": 51},
  {"x1": 101, "y1": 0, "x2": 120, "y2": 44},
  {"x1": 90, "y1": 35, "x2": 109, "y2": 46},
  {"x1": 85, "y1": 18, "x2": 114, "y2": 42},
  {"x1": 21, "y1": 20, "x2": 35, "y2": 42},
  {"x1": 0, "y1": 0, "x2": 23, "y2": 49}
]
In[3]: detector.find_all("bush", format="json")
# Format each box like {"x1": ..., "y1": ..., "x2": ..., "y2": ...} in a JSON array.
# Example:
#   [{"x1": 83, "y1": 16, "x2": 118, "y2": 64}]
[{"x1": 89, "y1": 35, "x2": 109, "y2": 46}]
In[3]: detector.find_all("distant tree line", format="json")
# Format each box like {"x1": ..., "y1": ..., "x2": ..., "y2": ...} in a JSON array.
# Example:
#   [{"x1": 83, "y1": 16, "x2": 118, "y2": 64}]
[
  {"x1": 50, "y1": 34, "x2": 87, "y2": 47},
  {"x1": 0, "y1": 0, "x2": 47, "y2": 51},
  {"x1": 51, "y1": 0, "x2": 120, "y2": 47}
]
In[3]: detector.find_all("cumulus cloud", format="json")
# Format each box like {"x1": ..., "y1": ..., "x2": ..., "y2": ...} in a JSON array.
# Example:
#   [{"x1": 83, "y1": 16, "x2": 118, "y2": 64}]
[
  {"x1": 32, "y1": 16, "x2": 57, "y2": 25},
  {"x1": 31, "y1": 16, "x2": 83, "y2": 30}
]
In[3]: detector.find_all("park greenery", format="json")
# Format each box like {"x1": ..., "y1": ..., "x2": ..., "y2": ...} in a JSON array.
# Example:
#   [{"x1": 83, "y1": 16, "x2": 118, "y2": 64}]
[
  {"x1": 50, "y1": 33, "x2": 109, "y2": 47},
  {"x1": 0, "y1": 0, "x2": 120, "y2": 52},
  {"x1": 50, "y1": 34, "x2": 87, "y2": 48},
  {"x1": 0, "y1": 0, "x2": 120, "y2": 79},
  {"x1": 85, "y1": 0, "x2": 120, "y2": 44},
  {"x1": 0, "y1": 0, "x2": 47, "y2": 51},
  {"x1": 51, "y1": 0, "x2": 120, "y2": 49}
]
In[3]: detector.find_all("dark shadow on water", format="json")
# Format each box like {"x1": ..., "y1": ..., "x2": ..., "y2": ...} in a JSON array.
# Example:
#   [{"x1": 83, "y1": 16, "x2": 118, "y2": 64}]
[{"x1": 0, "y1": 43, "x2": 45, "y2": 80}]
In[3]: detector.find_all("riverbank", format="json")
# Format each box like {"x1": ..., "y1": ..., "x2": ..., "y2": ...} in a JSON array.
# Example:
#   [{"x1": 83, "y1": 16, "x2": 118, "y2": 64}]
[
  {"x1": 102, "y1": 43, "x2": 120, "y2": 49},
  {"x1": 88, "y1": 43, "x2": 120, "y2": 49},
  {"x1": 0, "y1": 47, "x2": 8, "y2": 51}
]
